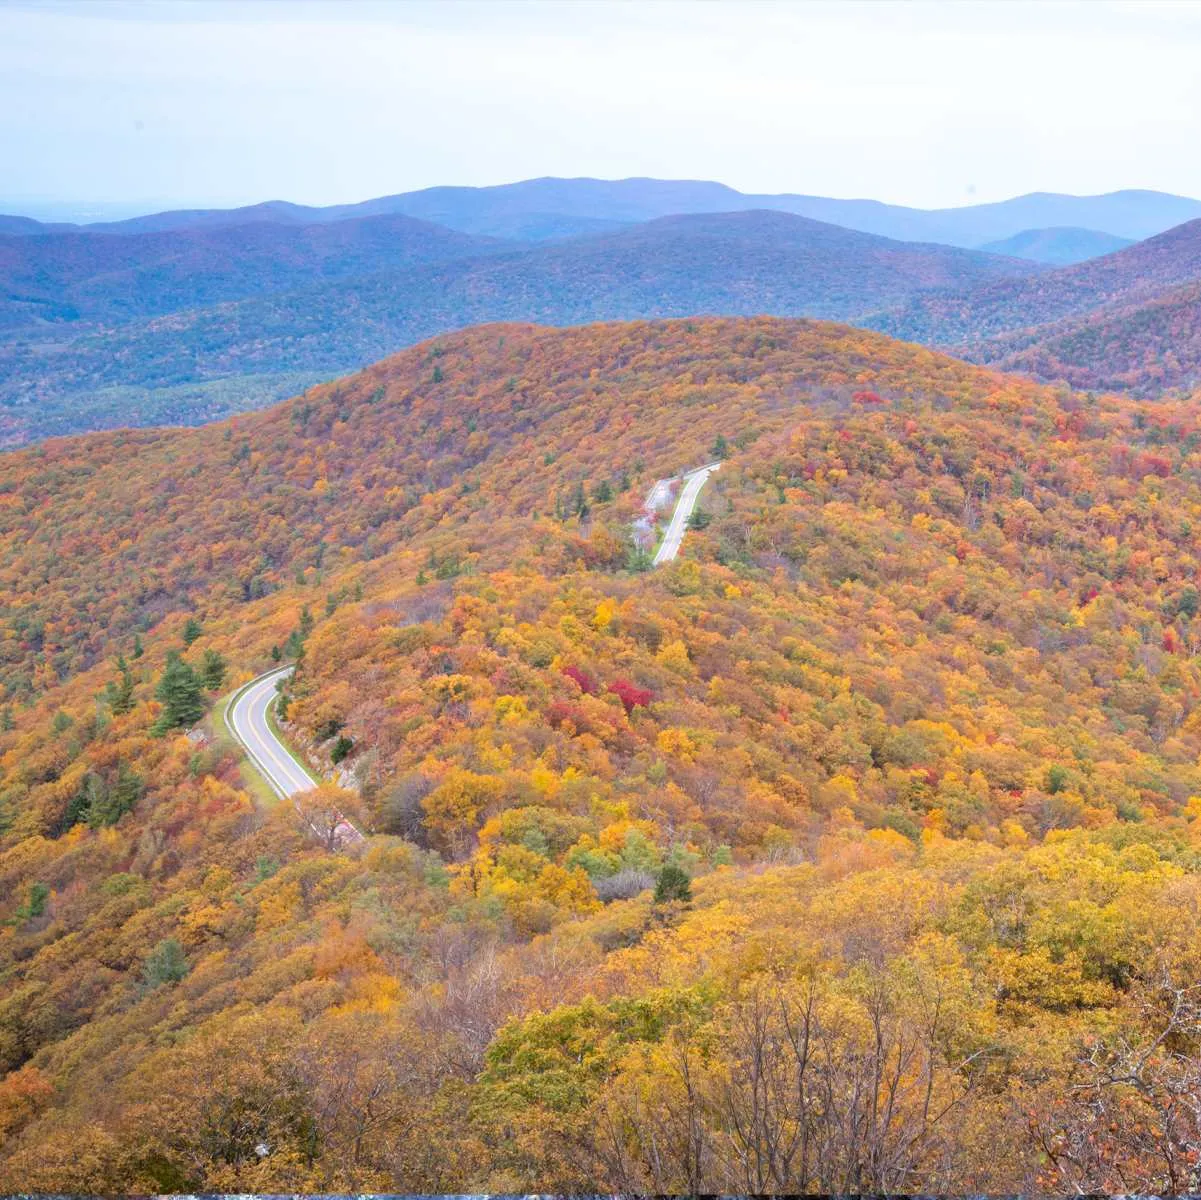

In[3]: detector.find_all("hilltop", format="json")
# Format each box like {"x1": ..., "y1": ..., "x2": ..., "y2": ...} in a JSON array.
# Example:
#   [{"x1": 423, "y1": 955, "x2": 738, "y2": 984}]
[
  {"x1": 3, "y1": 319, "x2": 1201, "y2": 1192},
  {"x1": 977, "y1": 226, "x2": 1132, "y2": 265}
]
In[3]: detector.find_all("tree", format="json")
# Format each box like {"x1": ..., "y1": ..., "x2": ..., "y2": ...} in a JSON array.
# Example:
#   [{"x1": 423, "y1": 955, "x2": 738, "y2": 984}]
[
  {"x1": 294, "y1": 784, "x2": 365, "y2": 852},
  {"x1": 654, "y1": 864, "x2": 692, "y2": 904},
  {"x1": 143, "y1": 938, "x2": 189, "y2": 988},
  {"x1": 711, "y1": 434, "x2": 730, "y2": 460},
  {"x1": 331, "y1": 735, "x2": 354, "y2": 765},
  {"x1": 152, "y1": 653, "x2": 206, "y2": 734},
  {"x1": 182, "y1": 617, "x2": 203, "y2": 646},
  {"x1": 200, "y1": 648, "x2": 227, "y2": 691},
  {"x1": 106, "y1": 655, "x2": 136, "y2": 715}
]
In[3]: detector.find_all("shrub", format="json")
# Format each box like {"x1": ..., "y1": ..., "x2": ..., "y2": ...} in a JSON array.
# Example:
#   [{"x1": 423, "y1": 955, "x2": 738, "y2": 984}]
[{"x1": 595, "y1": 868, "x2": 656, "y2": 903}]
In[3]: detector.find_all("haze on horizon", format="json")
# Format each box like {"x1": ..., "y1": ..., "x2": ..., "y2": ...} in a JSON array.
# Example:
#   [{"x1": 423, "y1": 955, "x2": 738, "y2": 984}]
[{"x1": 3, "y1": 0, "x2": 1201, "y2": 222}]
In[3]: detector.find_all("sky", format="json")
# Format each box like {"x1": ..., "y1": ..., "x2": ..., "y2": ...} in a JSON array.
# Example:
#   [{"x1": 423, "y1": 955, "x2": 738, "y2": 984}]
[{"x1": 3, "y1": 0, "x2": 1201, "y2": 220}]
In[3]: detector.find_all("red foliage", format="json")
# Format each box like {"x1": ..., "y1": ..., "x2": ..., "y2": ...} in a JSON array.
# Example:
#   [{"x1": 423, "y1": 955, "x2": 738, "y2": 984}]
[
  {"x1": 561, "y1": 665, "x2": 599, "y2": 695},
  {"x1": 608, "y1": 678, "x2": 652, "y2": 713}
]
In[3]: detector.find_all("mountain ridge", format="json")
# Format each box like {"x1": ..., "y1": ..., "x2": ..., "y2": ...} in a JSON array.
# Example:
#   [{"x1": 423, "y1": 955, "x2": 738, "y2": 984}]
[{"x1": 4, "y1": 176, "x2": 1198, "y2": 247}]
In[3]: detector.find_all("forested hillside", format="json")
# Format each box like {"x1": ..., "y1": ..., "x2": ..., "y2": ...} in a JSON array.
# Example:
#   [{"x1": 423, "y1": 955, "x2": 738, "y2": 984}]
[
  {"x1": 978, "y1": 278, "x2": 1201, "y2": 395},
  {"x1": 867, "y1": 218, "x2": 1201, "y2": 395},
  {"x1": 3, "y1": 319, "x2": 1201, "y2": 1192},
  {"x1": 0, "y1": 214, "x2": 506, "y2": 328},
  {"x1": 0, "y1": 212, "x2": 1033, "y2": 443}
]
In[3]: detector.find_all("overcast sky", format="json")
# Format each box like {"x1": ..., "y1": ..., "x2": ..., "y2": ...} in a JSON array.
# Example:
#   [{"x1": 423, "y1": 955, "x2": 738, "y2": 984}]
[{"x1": 3, "y1": 0, "x2": 1201, "y2": 219}]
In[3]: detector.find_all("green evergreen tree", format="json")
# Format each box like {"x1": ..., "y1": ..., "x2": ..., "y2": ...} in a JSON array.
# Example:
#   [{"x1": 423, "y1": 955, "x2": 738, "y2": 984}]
[
  {"x1": 299, "y1": 606, "x2": 315, "y2": 637},
  {"x1": 132, "y1": 634, "x2": 144, "y2": 659},
  {"x1": 654, "y1": 863, "x2": 693, "y2": 904},
  {"x1": 106, "y1": 655, "x2": 136, "y2": 715},
  {"x1": 152, "y1": 653, "x2": 206, "y2": 734},
  {"x1": 572, "y1": 481, "x2": 590, "y2": 521},
  {"x1": 181, "y1": 617, "x2": 203, "y2": 646},
  {"x1": 0, "y1": 706, "x2": 13, "y2": 732},
  {"x1": 711, "y1": 434, "x2": 730, "y2": 460},
  {"x1": 199, "y1": 648, "x2": 227, "y2": 691},
  {"x1": 592, "y1": 479, "x2": 614, "y2": 504}
]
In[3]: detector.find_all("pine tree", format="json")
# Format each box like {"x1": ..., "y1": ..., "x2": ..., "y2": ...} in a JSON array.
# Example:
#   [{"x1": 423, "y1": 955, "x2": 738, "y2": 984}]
[
  {"x1": 200, "y1": 648, "x2": 226, "y2": 691},
  {"x1": 182, "y1": 617, "x2": 203, "y2": 646},
  {"x1": 106, "y1": 655, "x2": 136, "y2": 715},
  {"x1": 152, "y1": 653, "x2": 206, "y2": 734},
  {"x1": 132, "y1": 634, "x2": 144, "y2": 659},
  {"x1": 654, "y1": 863, "x2": 693, "y2": 904}
]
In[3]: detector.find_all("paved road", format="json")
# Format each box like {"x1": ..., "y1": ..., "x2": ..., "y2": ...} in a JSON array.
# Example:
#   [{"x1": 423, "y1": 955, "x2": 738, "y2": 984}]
[
  {"x1": 226, "y1": 666, "x2": 316, "y2": 798},
  {"x1": 226, "y1": 666, "x2": 363, "y2": 845},
  {"x1": 653, "y1": 462, "x2": 721, "y2": 565}
]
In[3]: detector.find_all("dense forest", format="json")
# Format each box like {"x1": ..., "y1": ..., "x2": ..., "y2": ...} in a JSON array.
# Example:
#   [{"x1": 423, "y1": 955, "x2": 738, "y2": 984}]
[
  {"x1": 3, "y1": 318, "x2": 1201, "y2": 1191},
  {"x1": 870, "y1": 218, "x2": 1201, "y2": 394}
]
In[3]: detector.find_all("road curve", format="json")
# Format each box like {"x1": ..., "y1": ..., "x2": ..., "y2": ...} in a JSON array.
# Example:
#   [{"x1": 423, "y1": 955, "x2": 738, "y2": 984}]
[
  {"x1": 226, "y1": 666, "x2": 364, "y2": 846},
  {"x1": 653, "y1": 462, "x2": 721, "y2": 566},
  {"x1": 226, "y1": 666, "x2": 316, "y2": 799}
]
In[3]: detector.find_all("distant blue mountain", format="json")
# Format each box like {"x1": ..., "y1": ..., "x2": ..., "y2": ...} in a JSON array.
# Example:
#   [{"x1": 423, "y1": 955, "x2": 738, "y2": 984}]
[
  {"x1": 4, "y1": 177, "x2": 1199, "y2": 247},
  {"x1": 978, "y1": 226, "x2": 1134, "y2": 265}
]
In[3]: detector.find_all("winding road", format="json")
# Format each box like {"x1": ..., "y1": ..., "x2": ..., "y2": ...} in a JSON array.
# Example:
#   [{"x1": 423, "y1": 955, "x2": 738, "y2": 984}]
[
  {"x1": 226, "y1": 666, "x2": 316, "y2": 798},
  {"x1": 226, "y1": 665, "x2": 362, "y2": 845},
  {"x1": 653, "y1": 461, "x2": 721, "y2": 565}
]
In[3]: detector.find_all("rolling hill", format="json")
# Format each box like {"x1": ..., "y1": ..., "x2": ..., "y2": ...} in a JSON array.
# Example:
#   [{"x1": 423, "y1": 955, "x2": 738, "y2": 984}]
[
  {"x1": 0, "y1": 210, "x2": 1037, "y2": 443},
  {"x1": 0, "y1": 214, "x2": 507, "y2": 329},
  {"x1": 5, "y1": 176, "x2": 1199, "y2": 247},
  {"x1": 871, "y1": 218, "x2": 1201, "y2": 344},
  {"x1": 3, "y1": 318, "x2": 1201, "y2": 1193},
  {"x1": 978, "y1": 226, "x2": 1132, "y2": 265}
]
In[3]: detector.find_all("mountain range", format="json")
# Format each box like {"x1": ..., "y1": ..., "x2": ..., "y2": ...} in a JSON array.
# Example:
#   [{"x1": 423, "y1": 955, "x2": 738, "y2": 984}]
[
  {"x1": 6, "y1": 176, "x2": 1199, "y2": 247},
  {"x1": 3, "y1": 175, "x2": 1201, "y2": 442}
]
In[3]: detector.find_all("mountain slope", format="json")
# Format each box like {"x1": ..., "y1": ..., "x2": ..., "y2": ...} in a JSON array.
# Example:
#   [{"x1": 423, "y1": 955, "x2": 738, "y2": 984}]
[
  {"x1": 980, "y1": 278, "x2": 1201, "y2": 395},
  {"x1": 4, "y1": 319, "x2": 1201, "y2": 1192},
  {"x1": 0, "y1": 210, "x2": 1037, "y2": 442},
  {"x1": 978, "y1": 226, "x2": 1133, "y2": 265},
  {"x1": 870, "y1": 217, "x2": 1201, "y2": 347}
]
